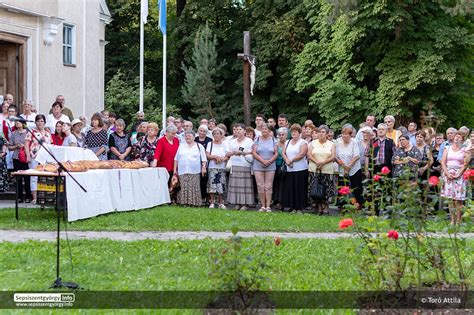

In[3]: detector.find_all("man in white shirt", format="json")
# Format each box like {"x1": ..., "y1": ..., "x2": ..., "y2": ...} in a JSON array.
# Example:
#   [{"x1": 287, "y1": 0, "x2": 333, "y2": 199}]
[
  {"x1": 46, "y1": 101, "x2": 70, "y2": 134},
  {"x1": 355, "y1": 115, "x2": 377, "y2": 141}
]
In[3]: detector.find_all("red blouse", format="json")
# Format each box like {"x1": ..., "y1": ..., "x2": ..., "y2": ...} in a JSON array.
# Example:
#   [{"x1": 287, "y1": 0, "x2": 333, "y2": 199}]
[
  {"x1": 51, "y1": 134, "x2": 64, "y2": 146},
  {"x1": 153, "y1": 136, "x2": 179, "y2": 172}
]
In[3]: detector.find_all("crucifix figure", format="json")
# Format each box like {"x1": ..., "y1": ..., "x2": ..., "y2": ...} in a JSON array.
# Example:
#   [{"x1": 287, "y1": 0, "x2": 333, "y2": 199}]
[{"x1": 237, "y1": 31, "x2": 256, "y2": 127}]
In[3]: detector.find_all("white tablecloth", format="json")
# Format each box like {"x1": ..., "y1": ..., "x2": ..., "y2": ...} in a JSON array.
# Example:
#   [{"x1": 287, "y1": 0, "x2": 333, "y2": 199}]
[
  {"x1": 35, "y1": 144, "x2": 99, "y2": 164},
  {"x1": 65, "y1": 167, "x2": 170, "y2": 221}
]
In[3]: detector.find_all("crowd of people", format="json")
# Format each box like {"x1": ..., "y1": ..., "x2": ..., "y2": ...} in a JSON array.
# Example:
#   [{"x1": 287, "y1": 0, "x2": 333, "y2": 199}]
[{"x1": 0, "y1": 94, "x2": 472, "y2": 224}]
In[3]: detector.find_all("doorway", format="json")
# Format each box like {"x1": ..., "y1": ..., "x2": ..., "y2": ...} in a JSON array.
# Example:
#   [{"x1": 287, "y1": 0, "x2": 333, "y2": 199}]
[
  {"x1": 0, "y1": 42, "x2": 18, "y2": 103},
  {"x1": 0, "y1": 32, "x2": 27, "y2": 109}
]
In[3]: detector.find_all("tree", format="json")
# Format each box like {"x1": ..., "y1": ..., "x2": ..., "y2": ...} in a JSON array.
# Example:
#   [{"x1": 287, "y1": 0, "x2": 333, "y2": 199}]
[
  {"x1": 294, "y1": 0, "x2": 473, "y2": 129},
  {"x1": 104, "y1": 0, "x2": 472, "y2": 129},
  {"x1": 105, "y1": 70, "x2": 177, "y2": 130},
  {"x1": 181, "y1": 23, "x2": 226, "y2": 119}
]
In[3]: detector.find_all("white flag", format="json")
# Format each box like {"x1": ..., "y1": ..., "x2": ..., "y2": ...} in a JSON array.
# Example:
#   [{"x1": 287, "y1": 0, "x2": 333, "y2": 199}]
[{"x1": 141, "y1": 0, "x2": 149, "y2": 24}]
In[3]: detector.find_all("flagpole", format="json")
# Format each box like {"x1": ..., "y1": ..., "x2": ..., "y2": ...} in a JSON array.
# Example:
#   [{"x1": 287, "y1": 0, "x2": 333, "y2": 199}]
[
  {"x1": 162, "y1": 34, "x2": 166, "y2": 131},
  {"x1": 139, "y1": 7, "x2": 145, "y2": 113}
]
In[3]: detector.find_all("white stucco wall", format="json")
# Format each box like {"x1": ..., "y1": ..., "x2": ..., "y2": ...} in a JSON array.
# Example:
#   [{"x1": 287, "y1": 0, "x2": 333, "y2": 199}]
[{"x1": 0, "y1": 0, "x2": 109, "y2": 118}]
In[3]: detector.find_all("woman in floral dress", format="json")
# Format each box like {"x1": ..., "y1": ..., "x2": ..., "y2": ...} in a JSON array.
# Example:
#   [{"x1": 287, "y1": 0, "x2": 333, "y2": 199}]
[
  {"x1": 138, "y1": 123, "x2": 159, "y2": 165},
  {"x1": 441, "y1": 131, "x2": 471, "y2": 224},
  {"x1": 391, "y1": 134, "x2": 422, "y2": 179}
]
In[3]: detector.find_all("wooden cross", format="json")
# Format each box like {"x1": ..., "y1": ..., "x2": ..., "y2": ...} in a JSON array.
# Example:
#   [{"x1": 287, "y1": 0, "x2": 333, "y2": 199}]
[{"x1": 237, "y1": 31, "x2": 255, "y2": 127}]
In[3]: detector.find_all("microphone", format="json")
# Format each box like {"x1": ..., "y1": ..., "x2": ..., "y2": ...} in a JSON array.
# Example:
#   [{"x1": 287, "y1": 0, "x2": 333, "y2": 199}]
[{"x1": 8, "y1": 116, "x2": 35, "y2": 123}]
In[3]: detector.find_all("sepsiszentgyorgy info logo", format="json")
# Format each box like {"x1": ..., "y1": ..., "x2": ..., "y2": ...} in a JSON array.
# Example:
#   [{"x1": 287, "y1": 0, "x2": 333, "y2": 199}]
[{"x1": 14, "y1": 293, "x2": 74, "y2": 308}]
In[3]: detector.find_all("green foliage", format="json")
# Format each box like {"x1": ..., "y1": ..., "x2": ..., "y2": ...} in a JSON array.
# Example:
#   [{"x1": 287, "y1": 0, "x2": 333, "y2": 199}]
[
  {"x1": 181, "y1": 23, "x2": 226, "y2": 119},
  {"x1": 104, "y1": 70, "x2": 178, "y2": 129},
  {"x1": 342, "y1": 170, "x2": 473, "y2": 292},
  {"x1": 208, "y1": 228, "x2": 273, "y2": 310},
  {"x1": 105, "y1": 0, "x2": 473, "y2": 129},
  {"x1": 294, "y1": 0, "x2": 473, "y2": 129}
]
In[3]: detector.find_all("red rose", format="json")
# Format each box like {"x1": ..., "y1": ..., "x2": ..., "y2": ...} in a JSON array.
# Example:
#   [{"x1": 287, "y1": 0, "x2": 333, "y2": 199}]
[
  {"x1": 339, "y1": 218, "x2": 354, "y2": 229},
  {"x1": 387, "y1": 230, "x2": 399, "y2": 240},
  {"x1": 338, "y1": 186, "x2": 351, "y2": 195},
  {"x1": 428, "y1": 176, "x2": 440, "y2": 186},
  {"x1": 463, "y1": 169, "x2": 473, "y2": 180},
  {"x1": 372, "y1": 140, "x2": 379, "y2": 148},
  {"x1": 381, "y1": 166, "x2": 391, "y2": 175},
  {"x1": 373, "y1": 175, "x2": 381, "y2": 181},
  {"x1": 274, "y1": 236, "x2": 281, "y2": 246}
]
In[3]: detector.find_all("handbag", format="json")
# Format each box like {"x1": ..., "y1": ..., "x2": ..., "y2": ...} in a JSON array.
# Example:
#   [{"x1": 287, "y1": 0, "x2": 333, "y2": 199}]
[
  {"x1": 310, "y1": 172, "x2": 327, "y2": 201},
  {"x1": 169, "y1": 173, "x2": 180, "y2": 194},
  {"x1": 18, "y1": 146, "x2": 28, "y2": 163},
  {"x1": 278, "y1": 163, "x2": 287, "y2": 175},
  {"x1": 278, "y1": 140, "x2": 291, "y2": 175}
]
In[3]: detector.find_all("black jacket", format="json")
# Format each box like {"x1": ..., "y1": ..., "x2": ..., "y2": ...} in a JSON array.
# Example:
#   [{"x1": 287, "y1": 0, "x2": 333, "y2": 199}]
[{"x1": 372, "y1": 137, "x2": 395, "y2": 168}]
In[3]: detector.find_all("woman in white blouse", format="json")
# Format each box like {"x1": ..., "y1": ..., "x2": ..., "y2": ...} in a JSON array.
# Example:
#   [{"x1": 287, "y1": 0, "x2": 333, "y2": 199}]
[
  {"x1": 173, "y1": 130, "x2": 207, "y2": 206},
  {"x1": 336, "y1": 124, "x2": 364, "y2": 208},
  {"x1": 281, "y1": 124, "x2": 308, "y2": 212},
  {"x1": 226, "y1": 123, "x2": 255, "y2": 210}
]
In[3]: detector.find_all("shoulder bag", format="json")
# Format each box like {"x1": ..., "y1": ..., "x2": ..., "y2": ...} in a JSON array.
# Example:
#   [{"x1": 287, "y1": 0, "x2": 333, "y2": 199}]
[
  {"x1": 18, "y1": 146, "x2": 28, "y2": 163},
  {"x1": 309, "y1": 170, "x2": 327, "y2": 201},
  {"x1": 278, "y1": 140, "x2": 291, "y2": 175}
]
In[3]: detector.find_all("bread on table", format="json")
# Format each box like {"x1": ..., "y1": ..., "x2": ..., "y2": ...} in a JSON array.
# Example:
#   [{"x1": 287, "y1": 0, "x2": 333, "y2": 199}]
[
  {"x1": 34, "y1": 159, "x2": 151, "y2": 172},
  {"x1": 35, "y1": 163, "x2": 58, "y2": 173}
]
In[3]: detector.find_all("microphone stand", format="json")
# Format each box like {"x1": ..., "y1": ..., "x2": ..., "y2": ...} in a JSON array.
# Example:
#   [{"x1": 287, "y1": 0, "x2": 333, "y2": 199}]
[{"x1": 19, "y1": 119, "x2": 86, "y2": 289}]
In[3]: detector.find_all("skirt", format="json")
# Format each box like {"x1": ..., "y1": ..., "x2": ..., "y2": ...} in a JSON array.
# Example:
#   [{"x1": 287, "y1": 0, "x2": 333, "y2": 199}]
[
  {"x1": 441, "y1": 167, "x2": 467, "y2": 201},
  {"x1": 308, "y1": 172, "x2": 336, "y2": 205},
  {"x1": 226, "y1": 166, "x2": 254, "y2": 205},
  {"x1": 282, "y1": 169, "x2": 308, "y2": 210},
  {"x1": 0, "y1": 157, "x2": 8, "y2": 192},
  {"x1": 273, "y1": 166, "x2": 285, "y2": 204},
  {"x1": 207, "y1": 168, "x2": 227, "y2": 194},
  {"x1": 177, "y1": 173, "x2": 202, "y2": 206}
]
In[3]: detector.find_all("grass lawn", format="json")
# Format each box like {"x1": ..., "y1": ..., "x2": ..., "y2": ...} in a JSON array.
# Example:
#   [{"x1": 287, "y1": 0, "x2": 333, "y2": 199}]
[
  {"x1": 0, "y1": 238, "x2": 362, "y2": 292},
  {"x1": 0, "y1": 237, "x2": 471, "y2": 313},
  {"x1": 0, "y1": 238, "x2": 472, "y2": 312},
  {"x1": 2, "y1": 238, "x2": 472, "y2": 292},
  {"x1": 0, "y1": 205, "x2": 472, "y2": 233}
]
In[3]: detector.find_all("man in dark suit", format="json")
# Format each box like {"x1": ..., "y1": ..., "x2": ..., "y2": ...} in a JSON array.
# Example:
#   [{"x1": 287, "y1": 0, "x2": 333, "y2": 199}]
[{"x1": 372, "y1": 123, "x2": 395, "y2": 176}]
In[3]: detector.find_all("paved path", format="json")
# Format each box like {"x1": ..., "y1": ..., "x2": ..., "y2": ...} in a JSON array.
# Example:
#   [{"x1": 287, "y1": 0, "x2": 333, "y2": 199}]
[
  {"x1": 1, "y1": 230, "x2": 473, "y2": 243},
  {"x1": 0, "y1": 200, "x2": 41, "y2": 209}
]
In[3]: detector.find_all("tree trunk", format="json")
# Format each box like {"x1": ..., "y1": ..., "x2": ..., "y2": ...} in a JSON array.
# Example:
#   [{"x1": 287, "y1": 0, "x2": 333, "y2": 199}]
[{"x1": 176, "y1": 0, "x2": 186, "y2": 17}]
